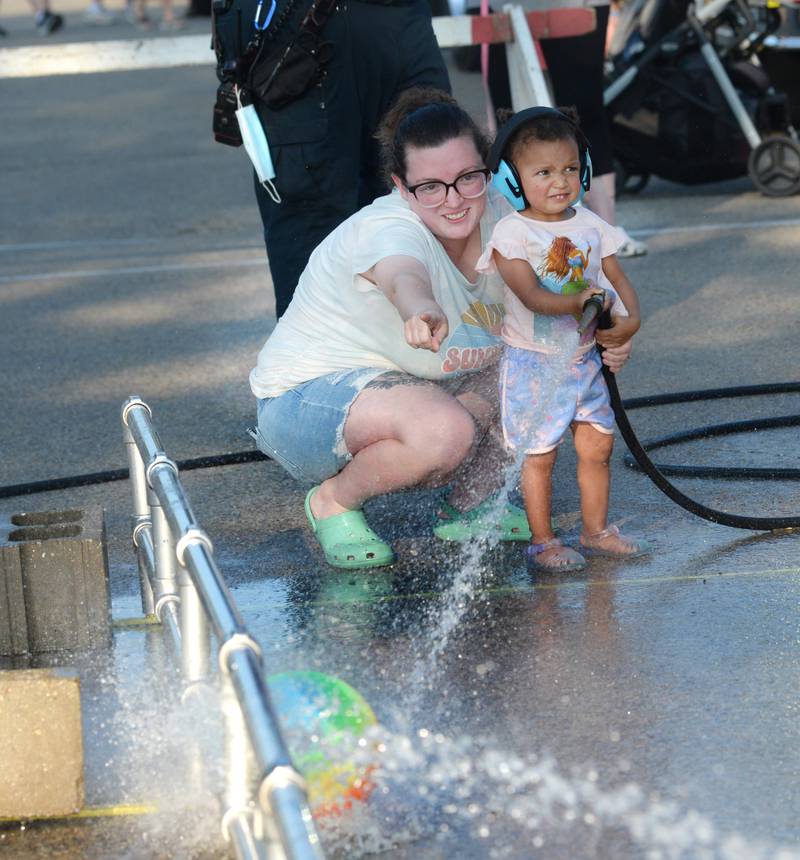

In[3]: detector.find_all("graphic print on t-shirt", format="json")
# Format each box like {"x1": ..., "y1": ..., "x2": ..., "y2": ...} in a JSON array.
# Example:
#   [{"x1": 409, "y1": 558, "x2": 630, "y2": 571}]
[
  {"x1": 441, "y1": 300, "x2": 504, "y2": 373},
  {"x1": 533, "y1": 235, "x2": 594, "y2": 341}
]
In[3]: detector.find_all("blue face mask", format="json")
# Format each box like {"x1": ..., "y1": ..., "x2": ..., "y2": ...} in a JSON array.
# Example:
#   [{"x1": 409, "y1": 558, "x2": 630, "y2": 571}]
[{"x1": 235, "y1": 89, "x2": 281, "y2": 204}]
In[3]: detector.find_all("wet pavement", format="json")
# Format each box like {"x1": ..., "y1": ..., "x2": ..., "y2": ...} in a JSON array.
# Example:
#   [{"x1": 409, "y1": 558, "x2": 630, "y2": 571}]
[{"x1": 2, "y1": 19, "x2": 800, "y2": 860}]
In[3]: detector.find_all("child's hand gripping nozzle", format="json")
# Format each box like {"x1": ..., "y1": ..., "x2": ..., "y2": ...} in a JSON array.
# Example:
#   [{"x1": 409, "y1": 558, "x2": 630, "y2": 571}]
[{"x1": 576, "y1": 289, "x2": 608, "y2": 336}]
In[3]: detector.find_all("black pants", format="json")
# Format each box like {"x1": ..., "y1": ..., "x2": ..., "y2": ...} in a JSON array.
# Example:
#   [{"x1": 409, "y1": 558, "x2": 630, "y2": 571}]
[
  {"x1": 488, "y1": 5, "x2": 614, "y2": 176},
  {"x1": 254, "y1": 0, "x2": 450, "y2": 317}
]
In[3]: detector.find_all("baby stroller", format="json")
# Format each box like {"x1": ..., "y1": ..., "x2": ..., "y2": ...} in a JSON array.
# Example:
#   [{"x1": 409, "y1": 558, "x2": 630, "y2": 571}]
[{"x1": 604, "y1": 0, "x2": 800, "y2": 196}]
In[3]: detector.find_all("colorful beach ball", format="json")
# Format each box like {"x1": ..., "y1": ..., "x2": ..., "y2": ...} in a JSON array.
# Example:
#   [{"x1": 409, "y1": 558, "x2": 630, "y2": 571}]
[{"x1": 266, "y1": 671, "x2": 377, "y2": 817}]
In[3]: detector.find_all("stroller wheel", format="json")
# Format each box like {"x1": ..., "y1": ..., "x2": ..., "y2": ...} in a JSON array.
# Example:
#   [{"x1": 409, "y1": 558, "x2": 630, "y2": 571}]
[
  {"x1": 614, "y1": 160, "x2": 650, "y2": 196},
  {"x1": 748, "y1": 136, "x2": 800, "y2": 198}
]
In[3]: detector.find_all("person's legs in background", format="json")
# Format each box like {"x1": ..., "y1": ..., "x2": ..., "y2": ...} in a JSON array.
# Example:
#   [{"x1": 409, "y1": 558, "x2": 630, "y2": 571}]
[
  {"x1": 540, "y1": 7, "x2": 647, "y2": 256},
  {"x1": 487, "y1": 5, "x2": 647, "y2": 257},
  {"x1": 83, "y1": 0, "x2": 117, "y2": 24},
  {"x1": 125, "y1": 0, "x2": 151, "y2": 28},
  {"x1": 540, "y1": 6, "x2": 646, "y2": 257},
  {"x1": 158, "y1": 0, "x2": 185, "y2": 31},
  {"x1": 28, "y1": 0, "x2": 62, "y2": 33}
]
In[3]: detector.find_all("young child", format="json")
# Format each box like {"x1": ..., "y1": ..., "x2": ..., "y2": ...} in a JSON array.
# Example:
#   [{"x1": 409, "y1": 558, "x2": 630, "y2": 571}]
[{"x1": 476, "y1": 107, "x2": 648, "y2": 572}]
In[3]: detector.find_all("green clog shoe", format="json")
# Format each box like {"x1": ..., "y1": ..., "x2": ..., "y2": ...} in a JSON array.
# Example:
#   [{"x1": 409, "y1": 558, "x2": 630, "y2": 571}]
[
  {"x1": 305, "y1": 487, "x2": 395, "y2": 569},
  {"x1": 433, "y1": 493, "x2": 531, "y2": 542}
]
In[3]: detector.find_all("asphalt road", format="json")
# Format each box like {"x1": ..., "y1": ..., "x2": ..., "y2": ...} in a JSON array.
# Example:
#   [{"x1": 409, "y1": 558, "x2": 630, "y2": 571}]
[{"x1": 2, "y1": 19, "x2": 800, "y2": 860}]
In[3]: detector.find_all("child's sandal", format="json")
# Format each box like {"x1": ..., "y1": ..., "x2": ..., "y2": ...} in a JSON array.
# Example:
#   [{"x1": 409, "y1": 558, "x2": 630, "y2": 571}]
[
  {"x1": 580, "y1": 524, "x2": 650, "y2": 558},
  {"x1": 526, "y1": 538, "x2": 586, "y2": 573}
]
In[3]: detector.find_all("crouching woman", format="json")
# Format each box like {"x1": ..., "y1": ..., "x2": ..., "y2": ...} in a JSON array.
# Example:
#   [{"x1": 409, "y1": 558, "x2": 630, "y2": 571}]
[{"x1": 249, "y1": 87, "x2": 631, "y2": 569}]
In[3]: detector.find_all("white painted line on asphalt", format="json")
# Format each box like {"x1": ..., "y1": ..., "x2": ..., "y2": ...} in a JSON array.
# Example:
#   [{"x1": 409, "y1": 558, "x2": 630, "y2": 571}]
[
  {"x1": 0, "y1": 17, "x2": 476, "y2": 78},
  {"x1": 2, "y1": 215, "x2": 797, "y2": 255},
  {"x1": 1, "y1": 218, "x2": 797, "y2": 283},
  {"x1": 0, "y1": 258, "x2": 264, "y2": 284},
  {"x1": 0, "y1": 238, "x2": 162, "y2": 253},
  {"x1": 0, "y1": 35, "x2": 212, "y2": 78},
  {"x1": 631, "y1": 216, "x2": 800, "y2": 239},
  {"x1": 0, "y1": 238, "x2": 263, "y2": 253}
]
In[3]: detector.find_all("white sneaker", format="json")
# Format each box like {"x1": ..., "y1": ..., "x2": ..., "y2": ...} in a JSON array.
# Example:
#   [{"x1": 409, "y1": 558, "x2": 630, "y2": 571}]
[
  {"x1": 617, "y1": 227, "x2": 647, "y2": 258},
  {"x1": 84, "y1": 2, "x2": 117, "y2": 24}
]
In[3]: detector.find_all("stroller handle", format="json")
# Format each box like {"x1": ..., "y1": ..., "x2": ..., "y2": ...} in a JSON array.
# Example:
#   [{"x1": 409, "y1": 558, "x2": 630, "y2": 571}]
[{"x1": 694, "y1": 0, "x2": 737, "y2": 22}]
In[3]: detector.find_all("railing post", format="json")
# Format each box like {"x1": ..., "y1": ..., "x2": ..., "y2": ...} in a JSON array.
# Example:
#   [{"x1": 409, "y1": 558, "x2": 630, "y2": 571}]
[
  {"x1": 133, "y1": 518, "x2": 156, "y2": 616},
  {"x1": 147, "y1": 476, "x2": 182, "y2": 649},
  {"x1": 122, "y1": 396, "x2": 155, "y2": 616},
  {"x1": 177, "y1": 555, "x2": 211, "y2": 682}
]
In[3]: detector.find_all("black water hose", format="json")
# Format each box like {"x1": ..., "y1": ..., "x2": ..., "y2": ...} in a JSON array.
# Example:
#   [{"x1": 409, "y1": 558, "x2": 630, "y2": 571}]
[
  {"x1": 603, "y1": 367, "x2": 800, "y2": 531},
  {"x1": 0, "y1": 450, "x2": 267, "y2": 500},
  {"x1": 2, "y1": 374, "x2": 799, "y2": 533}
]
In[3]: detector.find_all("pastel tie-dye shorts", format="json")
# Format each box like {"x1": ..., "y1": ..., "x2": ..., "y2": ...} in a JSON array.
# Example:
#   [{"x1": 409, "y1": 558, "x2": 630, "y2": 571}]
[{"x1": 499, "y1": 345, "x2": 614, "y2": 454}]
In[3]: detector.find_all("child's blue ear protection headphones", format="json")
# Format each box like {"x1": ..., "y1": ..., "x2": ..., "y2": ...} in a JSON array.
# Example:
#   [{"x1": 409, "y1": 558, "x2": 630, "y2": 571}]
[{"x1": 487, "y1": 107, "x2": 592, "y2": 211}]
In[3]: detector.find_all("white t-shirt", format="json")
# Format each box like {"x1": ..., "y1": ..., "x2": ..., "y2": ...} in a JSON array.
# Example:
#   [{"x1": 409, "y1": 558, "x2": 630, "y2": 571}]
[
  {"x1": 250, "y1": 189, "x2": 511, "y2": 399},
  {"x1": 475, "y1": 206, "x2": 628, "y2": 356}
]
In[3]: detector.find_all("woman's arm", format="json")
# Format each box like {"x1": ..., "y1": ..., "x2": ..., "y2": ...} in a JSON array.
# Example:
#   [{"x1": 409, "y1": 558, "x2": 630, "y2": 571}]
[
  {"x1": 596, "y1": 253, "x2": 641, "y2": 349},
  {"x1": 495, "y1": 253, "x2": 595, "y2": 316},
  {"x1": 369, "y1": 255, "x2": 448, "y2": 352}
]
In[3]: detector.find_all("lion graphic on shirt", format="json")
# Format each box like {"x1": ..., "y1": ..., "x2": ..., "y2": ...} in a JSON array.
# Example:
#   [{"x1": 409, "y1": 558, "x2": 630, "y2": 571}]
[{"x1": 538, "y1": 236, "x2": 592, "y2": 293}]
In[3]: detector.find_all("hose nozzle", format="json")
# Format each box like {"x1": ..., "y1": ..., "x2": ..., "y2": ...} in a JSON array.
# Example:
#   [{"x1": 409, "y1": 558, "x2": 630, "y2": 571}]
[{"x1": 577, "y1": 290, "x2": 606, "y2": 336}]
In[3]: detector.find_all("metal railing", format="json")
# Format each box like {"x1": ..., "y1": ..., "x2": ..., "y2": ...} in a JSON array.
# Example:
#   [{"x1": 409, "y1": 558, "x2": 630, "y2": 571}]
[{"x1": 121, "y1": 395, "x2": 324, "y2": 860}]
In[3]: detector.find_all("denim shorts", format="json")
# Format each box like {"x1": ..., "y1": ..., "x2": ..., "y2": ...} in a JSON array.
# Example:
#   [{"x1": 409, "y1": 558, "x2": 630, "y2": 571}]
[
  {"x1": 500, "y1": 346, "x2": 614, "y2": 454},
  {"x1": 255, "y1": 368, "x2": 388, "y2": 485},
  {"x1": 255, "y1": 364, "x2": 500, "y2": 485}
]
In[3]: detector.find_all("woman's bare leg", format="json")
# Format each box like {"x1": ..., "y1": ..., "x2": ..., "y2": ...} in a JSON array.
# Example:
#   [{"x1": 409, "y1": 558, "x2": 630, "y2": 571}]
[
  {"x1": 443, "y1": 419, "x2": 512, "y2": 511},
  {"x1": 309, "y1": 377, "x2": 476, "y2": 521},
  {"x1": 440, "y1": 361, "x2": 514, "y2": 512}
]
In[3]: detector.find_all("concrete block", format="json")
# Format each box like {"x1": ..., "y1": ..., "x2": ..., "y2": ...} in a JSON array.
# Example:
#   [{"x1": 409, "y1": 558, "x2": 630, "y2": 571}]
[
  {"x1": 0, "y1": 508, "x2": 111, "y2": 655},
  {"x1": 0, "y1": 545, "x2": 28, "y2": 656},
  {"x1": 0, "y1": 668, "x2": 84, "y2": 818}
]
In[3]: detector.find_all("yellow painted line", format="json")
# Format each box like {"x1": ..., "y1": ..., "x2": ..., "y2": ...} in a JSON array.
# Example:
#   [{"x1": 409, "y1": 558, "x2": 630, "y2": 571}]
[
  {"x1": 1, "y1": 803, "x2": 158, "y2": 823},
  {"x1": 112, "y1": 614, "x2": 160, "y2": 629},
  {"x1": 70, "y1": 803, "x2": 158, "y2": 819}
]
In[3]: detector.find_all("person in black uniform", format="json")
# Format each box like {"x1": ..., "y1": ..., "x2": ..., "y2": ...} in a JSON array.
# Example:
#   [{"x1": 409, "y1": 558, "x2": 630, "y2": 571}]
[{"x1": 251, "y1": 0, "x2": 450, "y2": 317}]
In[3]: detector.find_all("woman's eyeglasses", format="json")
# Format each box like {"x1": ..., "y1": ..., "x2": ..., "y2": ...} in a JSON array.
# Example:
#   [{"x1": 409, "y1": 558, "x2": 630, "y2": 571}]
[{"x1": 405, "y1": 169, "x2": 491, "y2": 208}]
